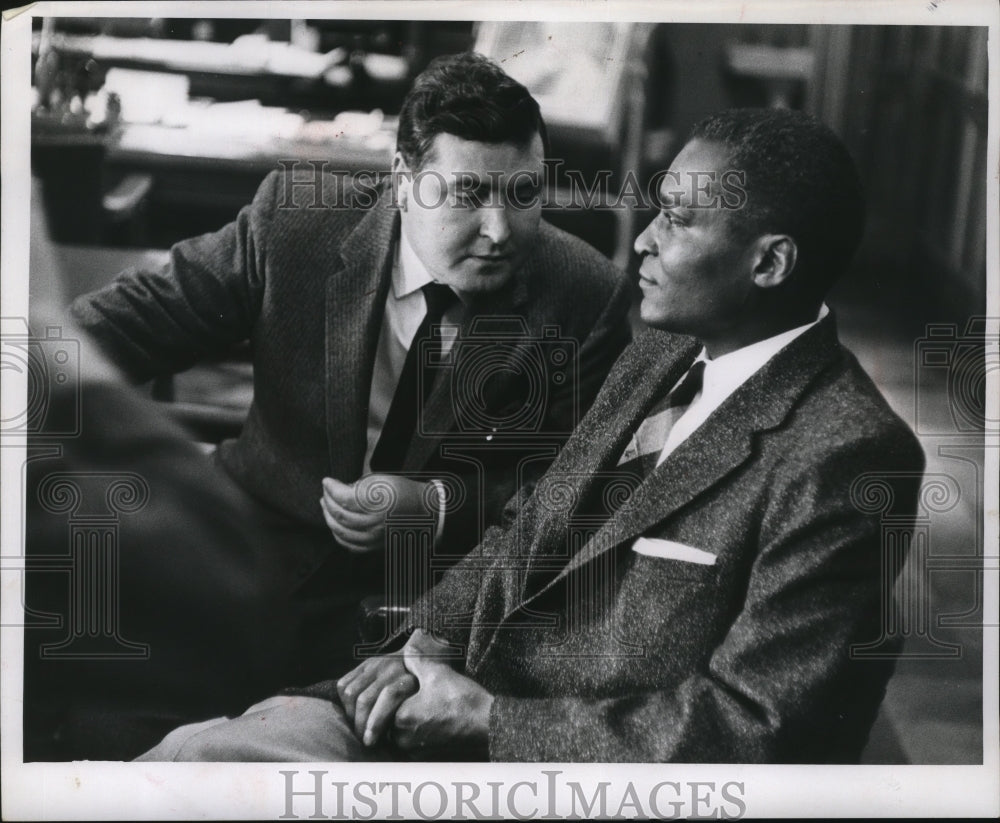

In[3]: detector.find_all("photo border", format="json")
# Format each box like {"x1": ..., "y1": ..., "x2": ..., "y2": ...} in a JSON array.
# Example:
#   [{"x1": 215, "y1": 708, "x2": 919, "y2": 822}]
[{"x1": 2, "y1": 0, "x2": 997, "y2": 818}]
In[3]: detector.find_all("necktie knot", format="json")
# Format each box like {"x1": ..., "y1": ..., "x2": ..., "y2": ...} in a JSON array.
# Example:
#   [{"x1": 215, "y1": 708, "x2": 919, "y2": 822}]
[
  {"x1": 668, "y1": 359, "x2": 706, "y2": 408},
  {"x1": 422, "y1": 282, "x2": 456, "y2": 322}
]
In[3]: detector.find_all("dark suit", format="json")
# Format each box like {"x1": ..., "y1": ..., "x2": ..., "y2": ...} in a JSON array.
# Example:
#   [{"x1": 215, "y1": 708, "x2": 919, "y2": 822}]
[
  {"x1": 380, "y1": 315, "x2": 926, "y2": 762},
  {"x1": 25, "y1": 378, "x2": 299, "y2": 760},
  {"x1": 69, "y1": 170, "x2": 631, "y2": 678}
]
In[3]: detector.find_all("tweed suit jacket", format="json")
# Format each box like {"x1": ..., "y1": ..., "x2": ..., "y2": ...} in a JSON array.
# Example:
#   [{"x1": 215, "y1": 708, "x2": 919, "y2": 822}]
[
  {"x1": 70, "y1": 171, "x2": 632, "y2": 561},
  {"x1": 400, "y1": 314, "x2": 925, "y2": 762}
]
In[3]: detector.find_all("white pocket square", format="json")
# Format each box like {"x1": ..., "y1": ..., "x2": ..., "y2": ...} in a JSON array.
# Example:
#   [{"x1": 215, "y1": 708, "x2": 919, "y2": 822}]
[{"x1": 632, "y1": 537, "x2": 717, "y2": 565}]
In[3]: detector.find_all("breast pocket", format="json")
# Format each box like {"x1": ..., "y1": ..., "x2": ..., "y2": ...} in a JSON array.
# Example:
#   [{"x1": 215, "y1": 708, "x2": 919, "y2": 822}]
[{"x1": 631, "y1": 553, "x2": 719, "y2": 583}]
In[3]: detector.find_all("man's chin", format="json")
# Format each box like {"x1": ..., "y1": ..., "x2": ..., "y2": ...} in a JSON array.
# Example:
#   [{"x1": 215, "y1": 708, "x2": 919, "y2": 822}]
[
  {"x1": 454, "y1": 269, "x2": 515, "y2": 295},
  {"x1": 639, "y1": 303, "x2": 672, "y2": 330}
]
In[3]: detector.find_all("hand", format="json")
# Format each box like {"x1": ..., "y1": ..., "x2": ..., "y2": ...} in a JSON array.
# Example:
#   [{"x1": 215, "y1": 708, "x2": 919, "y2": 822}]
[
  {"x1": 336, "y1": 652, "x2": 417, "y2": 747},
  {"x1": 336, "y1": 629, "x2": 455, "y2": 747},
  {"x1": 393, "y1": 629, "x2": 494, "y2": 753},
  {"x1": 321, "y1": 474, "x2": 440, "y2": 553}
]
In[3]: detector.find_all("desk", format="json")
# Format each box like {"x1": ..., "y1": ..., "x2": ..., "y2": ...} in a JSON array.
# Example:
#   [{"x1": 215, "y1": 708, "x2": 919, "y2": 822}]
[
  {"x1": 45, "y1": 32, "x2": 412, "y2": 111},
  {"x1": 94, "y1": 117, "x2": 395, "y2": 247},
  {"x1": 106, "y1": 119, "x2": 395, "y2": 232}
]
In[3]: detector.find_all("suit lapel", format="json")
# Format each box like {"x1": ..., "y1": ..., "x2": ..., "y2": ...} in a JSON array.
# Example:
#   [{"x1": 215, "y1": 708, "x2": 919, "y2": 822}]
[
  {"x1": 324, "y1": 199, "x2": 398, "y2": 481},
  {"x1": 519, "y1": 315, "x2": 844, "y2": 608},
  {"x1": 528, "y1": 329, "x2": 700, "y2": 542}
]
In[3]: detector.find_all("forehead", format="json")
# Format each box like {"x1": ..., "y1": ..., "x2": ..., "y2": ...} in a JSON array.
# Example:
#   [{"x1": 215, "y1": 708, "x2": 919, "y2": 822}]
[
  {"x1": 422, "y1": 132, "x2": 545, "y2": 176},
  {"x1": 658, "y1": 138, "x2": 733, "y2": 206}
]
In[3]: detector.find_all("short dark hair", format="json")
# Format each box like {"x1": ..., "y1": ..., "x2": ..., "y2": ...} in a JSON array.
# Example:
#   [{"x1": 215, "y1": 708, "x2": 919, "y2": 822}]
[
  {"x1": 689, "y1": 108, "x2": 866, "y2": 297},
  {"x1": 396, "y1": 52, "x2": 548, "y2": 169}
]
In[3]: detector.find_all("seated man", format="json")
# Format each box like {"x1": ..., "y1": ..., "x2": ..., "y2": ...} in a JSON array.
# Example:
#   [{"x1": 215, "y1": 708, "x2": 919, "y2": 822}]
[
  {"x1": 23, "y1": 181, "x2": 294, "y2": 760},
  {"x1": 138, "y1": 108, "x2": 925, "y2": 763},
  {"x1": 69, "y1": 52, "x2": 631, "y2": 690}
]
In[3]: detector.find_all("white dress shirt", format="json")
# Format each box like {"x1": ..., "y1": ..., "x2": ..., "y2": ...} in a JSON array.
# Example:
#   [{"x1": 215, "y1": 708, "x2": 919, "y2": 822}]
[
  {"x1": 363, "y1": 228, "x2": 461, "y2": 536},
  {"x1": 656, "y1": 304, "x2": 830, "y2": 466}
]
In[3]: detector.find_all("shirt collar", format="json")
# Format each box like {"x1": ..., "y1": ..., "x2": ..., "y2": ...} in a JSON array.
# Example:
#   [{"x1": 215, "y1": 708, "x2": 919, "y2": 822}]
[
  {"x1": 393, "y1": 225, "x2": 437, "y2": 300},
  {"x1": 694, "y1": 304, "x2": 830, "y2": 401}
]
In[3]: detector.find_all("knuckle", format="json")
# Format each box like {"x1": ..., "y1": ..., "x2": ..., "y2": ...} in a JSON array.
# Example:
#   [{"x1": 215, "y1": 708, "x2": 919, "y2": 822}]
[{"x1": 393, "y1": 676, "x2": 417, "y2": 693}]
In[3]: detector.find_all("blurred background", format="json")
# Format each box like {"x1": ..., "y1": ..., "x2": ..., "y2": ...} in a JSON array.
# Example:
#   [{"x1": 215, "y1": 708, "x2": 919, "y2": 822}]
[{"x1": 27, "y1": 17, "x2": 990, "y2": 765}]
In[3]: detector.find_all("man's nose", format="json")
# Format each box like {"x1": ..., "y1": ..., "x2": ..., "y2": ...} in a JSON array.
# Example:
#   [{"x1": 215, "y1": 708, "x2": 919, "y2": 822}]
[
  {"x1": 634, "y1": 220, "x2": 658, "y2": 256},
  {"x1": 480, "y1": 206, "x2": 512, "y2": 246}
]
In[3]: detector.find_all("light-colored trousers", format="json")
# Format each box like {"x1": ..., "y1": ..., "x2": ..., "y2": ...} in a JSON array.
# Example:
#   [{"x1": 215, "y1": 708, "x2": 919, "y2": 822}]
[{"x1": 135, "y1": 695, "x2": 393, "y2": 761}]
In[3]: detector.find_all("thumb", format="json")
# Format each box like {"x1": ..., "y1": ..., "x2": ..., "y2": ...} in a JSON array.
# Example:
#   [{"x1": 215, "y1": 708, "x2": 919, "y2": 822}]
[
  {"x1": 323, "y1": 477, "x2": 360, "y2": 509},
  {"x1": 402, "y1": 641, "x2": 437, "y2": 683}
]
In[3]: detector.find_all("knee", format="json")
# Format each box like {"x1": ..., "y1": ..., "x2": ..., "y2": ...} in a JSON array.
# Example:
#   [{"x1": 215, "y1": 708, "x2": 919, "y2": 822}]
[{"x1": 172, "y1": 723, "x2": 242, "y2": 762}]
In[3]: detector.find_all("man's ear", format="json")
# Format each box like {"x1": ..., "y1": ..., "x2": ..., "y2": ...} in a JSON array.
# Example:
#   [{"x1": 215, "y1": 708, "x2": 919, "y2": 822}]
[
  {"x1": 750, "y1": 235, "x2": 797, "y2": 289},
  {"x1": 392, "y1": 152, "x2": 411, "y2": 210}
]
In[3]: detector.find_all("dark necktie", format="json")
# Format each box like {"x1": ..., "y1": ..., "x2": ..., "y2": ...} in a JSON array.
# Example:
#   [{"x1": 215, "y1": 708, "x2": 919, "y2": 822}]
[
  {"x1": 616, "y1": 359, "x2": 707, "y2": 478},
  {"x1": 370, "y1": 282, "x2": 456, "y2": 472}
]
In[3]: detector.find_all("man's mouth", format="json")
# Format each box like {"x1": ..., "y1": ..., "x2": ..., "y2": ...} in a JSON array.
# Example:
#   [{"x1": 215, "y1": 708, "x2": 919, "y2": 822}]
[{"x1": 637, "y1": 259, "x2": 659, "y2": 286}]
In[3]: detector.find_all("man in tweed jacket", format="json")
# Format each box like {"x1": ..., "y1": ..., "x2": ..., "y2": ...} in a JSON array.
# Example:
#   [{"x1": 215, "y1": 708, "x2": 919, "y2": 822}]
[
  {"x1": 138, "y1": 109, "x2": 924, "y2": 764},
  {"x1": 70, "y1": 54, "x2": 631, "y2": 690}
]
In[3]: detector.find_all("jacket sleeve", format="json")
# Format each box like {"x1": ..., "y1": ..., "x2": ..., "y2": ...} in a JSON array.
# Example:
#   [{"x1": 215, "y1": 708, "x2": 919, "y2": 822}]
[
  {"x1": 69, "y1": 172, "x2": 282, "y2": 382},
  {"x1": 486, "y1": 432, "x2": 925, "y2": 762}
]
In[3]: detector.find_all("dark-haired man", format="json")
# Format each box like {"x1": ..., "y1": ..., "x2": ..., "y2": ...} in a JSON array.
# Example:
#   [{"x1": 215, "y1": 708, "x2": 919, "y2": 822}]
[
  {"x1": 139, "y1": 107, "x2": 924, "y2": 764},
  {"x1": 70, "y1": 53, "x2": 631, "y2": 699}
]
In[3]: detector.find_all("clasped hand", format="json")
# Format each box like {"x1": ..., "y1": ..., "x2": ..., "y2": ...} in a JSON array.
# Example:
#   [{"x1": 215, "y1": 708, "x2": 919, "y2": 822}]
[
  {"x1": 321, "y1": 474, "x2": 439, "y2": 552},
  {"x1": 337, "y1": 629, "x2": 493, "y2": 752}
]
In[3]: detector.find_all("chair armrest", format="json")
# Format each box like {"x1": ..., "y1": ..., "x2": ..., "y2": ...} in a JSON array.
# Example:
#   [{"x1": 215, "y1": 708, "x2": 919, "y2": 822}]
[{"x1": 160, "y1": 400, "x2": 245, "y2": 443}]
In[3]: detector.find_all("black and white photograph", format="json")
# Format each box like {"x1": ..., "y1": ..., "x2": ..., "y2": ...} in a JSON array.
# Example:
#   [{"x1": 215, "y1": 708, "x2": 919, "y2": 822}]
[{"x1": 1, "y1": 0, "x2": 997, "y2": 819}]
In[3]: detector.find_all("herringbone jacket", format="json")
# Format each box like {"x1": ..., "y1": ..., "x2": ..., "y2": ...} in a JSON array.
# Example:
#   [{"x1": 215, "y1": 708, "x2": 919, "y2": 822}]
[{"x1": 402, "y1": 316, "x2": 925, "y2": 762}]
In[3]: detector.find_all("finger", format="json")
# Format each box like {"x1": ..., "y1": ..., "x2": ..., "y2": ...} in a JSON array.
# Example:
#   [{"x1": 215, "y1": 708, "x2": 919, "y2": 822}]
[
  {"x1": 337, "y1": 661, "x2": 381, "y2": 721},
  {"x1": 337, "y1": 664, "x2": 368, "y2": 720},
  {"x1": 392, "y1": 698, "x2": 420, "y2": 750},
  {"x1": 336, "y1": 670, "x2": 358, "y2": 712},
  {"x1": 322, "y1": 497, "x2": 384, "y2": 530},
  {"x1": 322, "y1": 509, "x2": 381, "y2": 549},
  {"x1": 323, "y1": 477, "x2": 362, "y2": 511},
  {"x1": 402, "y1": 641, "x2": 436, "y2": 682},
  {"x1": 364, "y1": 675, "x2": 418, "y2": 747},
  {"x1": 352, "y1": 664, "x2": 410, "y2": 740}
]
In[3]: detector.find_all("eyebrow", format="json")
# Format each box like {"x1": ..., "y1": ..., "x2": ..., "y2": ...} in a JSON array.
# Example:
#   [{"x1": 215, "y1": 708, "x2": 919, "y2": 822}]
[
  {"x1": 445, "y1": 173, "x2": 541, "y2": 191},
  {"x1": 512, "y1": 177, "x2": 541, "y2": 191},
  {"x1": 657, "y1": 186, "x2": 686, "y2": 209},
  {"x1": 661, "y1": 204, "x2": 696, "y2": 220}
]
